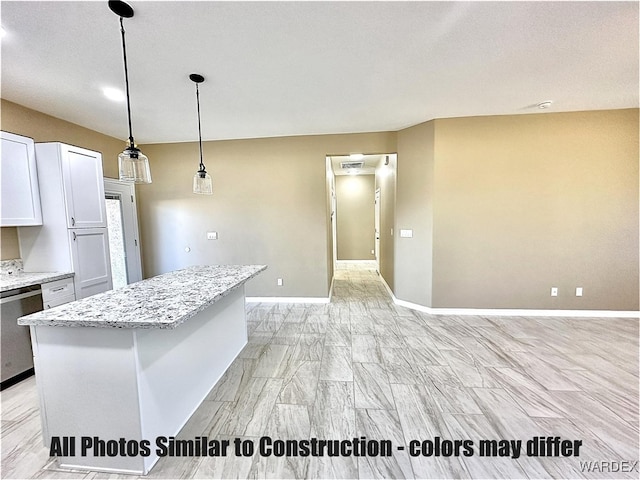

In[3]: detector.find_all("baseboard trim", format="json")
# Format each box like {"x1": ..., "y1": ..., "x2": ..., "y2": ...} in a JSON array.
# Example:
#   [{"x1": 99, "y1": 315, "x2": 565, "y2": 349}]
[
  {"x1": 246, "y1": 296, "x2": 330, "y2": 304},
  {"x1": 378, "y1": 273, "x2": 639, "y2": 319}
]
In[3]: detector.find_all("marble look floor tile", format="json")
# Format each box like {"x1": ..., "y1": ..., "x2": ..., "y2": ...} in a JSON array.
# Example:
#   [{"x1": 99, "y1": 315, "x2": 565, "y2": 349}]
[
  {"x1": 251, "y1": 404, "x2": 311, "y2": 479},
  {"x1": 404, "y1": 336, "x2": 446, "y2": 366},
  {"x1": 319, "y1": 346, "x2": 353, "y2": 382},
  {"x1": 291, "y1": 334, "x2": 325, "y2": 361},
  {"x1": 438, "y1": 349, "x2": 502, "y2": 388},
  {"x1": 472, "y1": 388, "x2": 530, "y2": 419},
  {"x1": 488, "y1": 367, "x2": 568, "y2": 418},
  {"x1": 549, "y1": 391, "x2": 640, "y2": 459},
  {"x1": 207, "y1": 359, "x2": 257, "y2": 402},
  {"x1": 324, "y1": 324, "x2": 352, "y2": 347},
  {"x1": 277, "y1": 360, "x2": 320, "y2": 405},
  {"x1": 192, "y1": 435, "x2": 256, "y2": 480},
  {"x1": 301, "y1": 314, "x2": 329, "y2": 334},
  {"x1": 306, "y1": 455, "x2": 358, "y2": 479},
  {"x1": 217, "y1": 378, "x2": 283, "y2": 437},
  {"x1": 264, "y1": 403, "x2": 310, "y2": 438},
  {"x1": 353, "y1": 363, "x2": 394, "y2": 409},
  {"x1": 254, "y1": 314, "x2": 285, "y2": 333},
  {"x1": 532, "y1": 418, "x2": 639, "y2": 480},
  {"x1": 381, "y1": 348, "x2": 424, "y2": 385},
  {"x1": 587, "y1": 389, "x2": 639, "y2": 425},
  {"x1": 310, "y1": 381, "x2": 356, "y2": 439},
  {"x1": 352, "y1": 334, "x2": 382, "y2": 363},
  {"x1": 427, "y1": 382, "x2": 483, "y2": 415},
  {"x1": 507, "y1": 352, "x2": 583, "y2": 391},
  {"x1": 238, "y1": 342, "x2": 267, "y2": 360},
  {"x1": 394, "y1": 316, "x2": 432, "y2": 337},
  {"x1": 441, "y1": 413, "x2": 529, "y2": 479},
  {"x1": 355, "y1": 409, "x2": 414, "y2": 479},
  {"x1": 252, "y1": 345, "x2": 292, "y2": 378}
]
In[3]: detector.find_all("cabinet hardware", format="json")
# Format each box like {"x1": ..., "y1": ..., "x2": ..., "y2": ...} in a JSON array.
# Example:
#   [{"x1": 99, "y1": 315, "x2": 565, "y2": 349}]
[
  {"x1": 71, "y1": 217, "x2": 75, "y2": 226},
  {"x1": 51, "y1": 287, "x2": 65, "y2": 292},
  {"x1": 73, "y1": 232, "x2": 76, "y2": 241}
]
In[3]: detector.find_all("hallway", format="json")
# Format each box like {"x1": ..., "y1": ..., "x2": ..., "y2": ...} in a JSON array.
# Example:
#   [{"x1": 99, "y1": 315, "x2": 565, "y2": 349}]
[{"x1": 1, "y1": 261, "x2": 638, "y2": 479}]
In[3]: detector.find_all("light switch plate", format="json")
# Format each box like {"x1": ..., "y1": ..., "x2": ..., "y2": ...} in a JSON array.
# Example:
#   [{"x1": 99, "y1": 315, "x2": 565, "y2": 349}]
[
  {"x1": 576, "y1": 287, "x2": 583, "y2": 297},
  {"x1": 400, "y1": 229, "x2": 413, "y2": 238}
]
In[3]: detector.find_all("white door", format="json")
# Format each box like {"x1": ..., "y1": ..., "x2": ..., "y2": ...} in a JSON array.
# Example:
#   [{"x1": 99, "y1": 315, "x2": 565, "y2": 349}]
[
  {"x1": 69, "y1": 228, "x2": 112, "y2": 299},
  {"x1": 374, "y1": 188, "x2": 381, "y2": 269},
  {"x1": 104, "y1": 179, "x2": 143, "y2": 287},
  {"x1": 61, "y1": 145, "x2": 107, "y2": 229}
]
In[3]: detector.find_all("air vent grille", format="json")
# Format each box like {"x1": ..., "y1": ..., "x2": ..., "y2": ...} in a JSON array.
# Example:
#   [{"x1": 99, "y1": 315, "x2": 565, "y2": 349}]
[{"x1": 340, "y1": 161, "x2": 364, "y2": 169}]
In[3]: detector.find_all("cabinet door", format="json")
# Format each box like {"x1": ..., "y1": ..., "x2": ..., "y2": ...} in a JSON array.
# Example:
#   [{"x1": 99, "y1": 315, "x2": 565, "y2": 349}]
[
  {"x1": 69, "y1": 228, "x2": 113, "y2": 299},
  {"x1": 1, "y1": 132, "x2": 42, "y2": 226},
  {"x1": 61, "y1": 145, "x2": 107, "y2": 229}
]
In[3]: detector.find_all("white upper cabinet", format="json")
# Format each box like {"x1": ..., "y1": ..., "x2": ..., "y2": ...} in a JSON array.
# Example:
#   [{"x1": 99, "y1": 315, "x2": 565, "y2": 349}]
[
  {"x1": 35, "y1": 143, "x2": 107, "y2": 229},
  {"x1": 1, "y1": 131, "x2": 43, "y2": 226}
]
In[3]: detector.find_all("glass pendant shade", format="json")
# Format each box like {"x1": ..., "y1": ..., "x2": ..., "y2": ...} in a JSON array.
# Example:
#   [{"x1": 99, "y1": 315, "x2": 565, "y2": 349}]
[
  {"x1": 193, "y1": 169, "x2": 213, "y2": 195},
  {"x1": 189, "y1": 73, "x2": 213, "y2": 195},
  {"x1": 118, "y1": 147, "x2": 152, "y2": 184},
  {"x1": 110, "y1": 2, "x2": 152, "y2": 184}
]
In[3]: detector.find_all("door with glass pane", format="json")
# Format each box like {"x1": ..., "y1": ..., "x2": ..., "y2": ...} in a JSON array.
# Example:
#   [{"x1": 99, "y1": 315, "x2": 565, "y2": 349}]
[{"x1": 104, "y1": 179, "x2": 143, "y2": 288}]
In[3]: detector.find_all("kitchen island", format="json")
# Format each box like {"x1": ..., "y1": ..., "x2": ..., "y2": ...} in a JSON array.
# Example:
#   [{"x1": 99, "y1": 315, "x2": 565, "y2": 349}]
[{"x1": 18, "y1": 264, "x2": 266, "y2": 475}]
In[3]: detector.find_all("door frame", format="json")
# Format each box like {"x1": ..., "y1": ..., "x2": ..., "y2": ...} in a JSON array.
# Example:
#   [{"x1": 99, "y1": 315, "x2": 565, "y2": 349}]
[
  {"x1": 104, "y1": 178, "x2": 143, "y2": 285},
  {"x1": 374, "y1": 187, "x2": 381, "y2": 270}
]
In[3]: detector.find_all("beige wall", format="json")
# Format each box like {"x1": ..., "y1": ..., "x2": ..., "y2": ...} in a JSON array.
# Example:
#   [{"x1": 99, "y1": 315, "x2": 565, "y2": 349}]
[
  {"x1": 1, "y1": 228, "x2": 20, "y2": 260},
  {"x1": 375, "y1": 155, "x2": 397, "y2": 290},
  {"x1": 395, "y1": 121, "x2": 435, "y2": 306},
  {"x1": 3, "y1": 99, "x2": 636, "y2": 310},
  {"x1": 431, "y1": 109, "x2": 639, "y2": 310},
  {"x1": 1, "y1": 99, "x2": 123, "y2": 261},
  {"x1": 138, "y1": 132, "x2": 396, "y2": 298},
  {"x1": 336, "y1": 175, "x2": 375, "y2": 260}
]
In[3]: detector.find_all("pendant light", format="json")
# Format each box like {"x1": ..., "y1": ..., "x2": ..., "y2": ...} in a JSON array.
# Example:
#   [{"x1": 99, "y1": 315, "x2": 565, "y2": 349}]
[
  {"x1": 109, "y1": 0, "x2": 152, "y2": 184},
  {"x1": 190, "y1": 73, "x2": 213, "y2": 195}
]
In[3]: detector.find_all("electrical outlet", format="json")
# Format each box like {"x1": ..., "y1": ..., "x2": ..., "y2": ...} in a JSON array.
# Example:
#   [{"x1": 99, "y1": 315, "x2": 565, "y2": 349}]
[
  {"x1": 371, "y1": 249, "x2": 374, "y2": 255},
  {"x1": 207, "y1": 232, "x2": 218, "y2": 240},
  {"x1": 551, "y1": 287, "x2": 558, "y2": 297},
  {"x1": 277, "y1": 278, "x2": 283, "y2": 286},
  {"x1": 576, "y1": 287, "x2": 583, "y2": 297}
]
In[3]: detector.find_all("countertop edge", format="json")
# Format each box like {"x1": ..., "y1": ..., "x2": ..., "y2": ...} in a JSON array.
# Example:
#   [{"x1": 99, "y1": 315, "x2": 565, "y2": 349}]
[
  {"x1": 20, "y1": 265, "x2": 267, "y2": 329},
  {"x1": 1, "y1": 272, "x2": 75, "y2": 293}
]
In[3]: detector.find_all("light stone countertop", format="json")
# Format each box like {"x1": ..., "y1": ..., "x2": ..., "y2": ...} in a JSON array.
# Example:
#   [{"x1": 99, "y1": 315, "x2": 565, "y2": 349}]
[
  {"x1": 18, "y1": 265, "x2": 267, "y2": 329},
  {"x1": 1, "y1": 271, "x2": 75, "y2": 293}
]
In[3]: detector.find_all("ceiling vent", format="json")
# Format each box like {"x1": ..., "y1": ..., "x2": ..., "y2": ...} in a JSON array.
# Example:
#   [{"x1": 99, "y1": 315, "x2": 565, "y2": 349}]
[{"x1": 340, "y1": 161, "x2": 364, "y2": 169}]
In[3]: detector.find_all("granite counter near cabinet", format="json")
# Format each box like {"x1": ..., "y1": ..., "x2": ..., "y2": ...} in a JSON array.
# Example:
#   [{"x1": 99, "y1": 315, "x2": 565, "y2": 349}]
[
  {"x1": 0, "y1": 259, "x2": 73, "y2": 293},
  {"x1": 19, "y1": 264, "x2": 266, "y2": 328}
]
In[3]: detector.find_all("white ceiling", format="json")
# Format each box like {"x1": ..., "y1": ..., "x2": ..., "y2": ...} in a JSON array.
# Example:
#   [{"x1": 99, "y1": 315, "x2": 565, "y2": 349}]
[{"x1": 1, "y1": 1, "x2": 637, "y2": 145}]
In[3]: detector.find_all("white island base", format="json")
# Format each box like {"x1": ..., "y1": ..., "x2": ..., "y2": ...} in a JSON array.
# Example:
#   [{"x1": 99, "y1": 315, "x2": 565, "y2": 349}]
[{"x1": 30, "y1": 286, "x2": 247, "y2": 475}]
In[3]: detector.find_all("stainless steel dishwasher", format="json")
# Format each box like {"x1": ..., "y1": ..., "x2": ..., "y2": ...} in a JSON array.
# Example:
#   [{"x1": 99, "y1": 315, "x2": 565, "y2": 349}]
[{"x1": 1, "y1": 285, "x2": 43, "y2": 389}]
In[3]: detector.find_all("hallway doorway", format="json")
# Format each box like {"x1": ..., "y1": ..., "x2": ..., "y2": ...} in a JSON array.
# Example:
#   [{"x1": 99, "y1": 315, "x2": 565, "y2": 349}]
[{"x1": 326, "y1": 153, "x2": 397, "y2": 291}]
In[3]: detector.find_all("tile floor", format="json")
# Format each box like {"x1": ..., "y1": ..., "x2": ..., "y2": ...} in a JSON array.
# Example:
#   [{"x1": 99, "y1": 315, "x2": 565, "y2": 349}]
[{"x1": 1, "y1": 261, "x2": 638, "y2": 479}]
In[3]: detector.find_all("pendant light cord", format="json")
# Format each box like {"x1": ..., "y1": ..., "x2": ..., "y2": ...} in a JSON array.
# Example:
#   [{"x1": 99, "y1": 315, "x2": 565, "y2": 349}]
[
  {"x1": 196, "y1": 83, "x2": 205, "y2": 171},
  {"x1": 120, "y1": 17, "x2": 135, "y2": 149}
]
